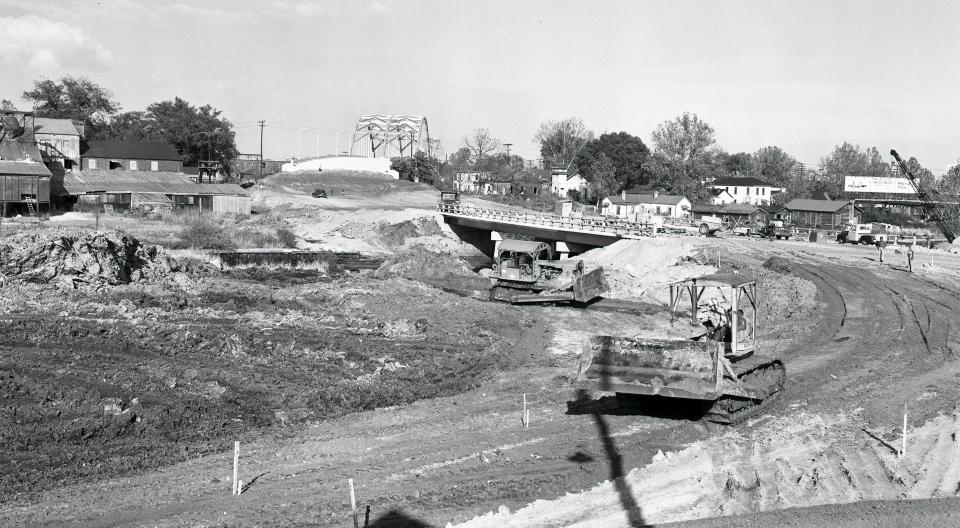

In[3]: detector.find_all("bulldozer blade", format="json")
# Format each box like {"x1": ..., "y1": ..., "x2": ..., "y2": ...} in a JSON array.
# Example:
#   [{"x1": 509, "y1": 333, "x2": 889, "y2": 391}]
[
  {"x1": 573, "y1": 267, "x2": 609, "y2": 302},
  {"x1": 579, "y1": 336, "x2": 724, "y2": 400}
]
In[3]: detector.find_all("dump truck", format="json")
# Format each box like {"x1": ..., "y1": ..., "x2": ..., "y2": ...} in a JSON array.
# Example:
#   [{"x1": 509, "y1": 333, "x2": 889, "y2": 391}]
[
  {"x1": 489, "y1": 239, "x2": 609, "y2": 305},
  {"x1": 578, "y1": 274, "x2": 785, "y2": 424}
]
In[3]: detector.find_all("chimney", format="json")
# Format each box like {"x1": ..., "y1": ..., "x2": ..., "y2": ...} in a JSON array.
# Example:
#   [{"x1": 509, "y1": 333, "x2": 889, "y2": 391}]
[
  {"x1": 653, "y1": 190, "x2": 660, "y2": 199},
  {"x1": 621, "y1": 190, "x2": 626, "y2": 200}
]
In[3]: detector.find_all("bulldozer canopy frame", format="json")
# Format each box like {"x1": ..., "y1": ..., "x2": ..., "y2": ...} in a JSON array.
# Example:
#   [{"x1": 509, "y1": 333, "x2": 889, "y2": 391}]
[{"x1": 668, "y1": 274, "x2": 758, "y2": 355}]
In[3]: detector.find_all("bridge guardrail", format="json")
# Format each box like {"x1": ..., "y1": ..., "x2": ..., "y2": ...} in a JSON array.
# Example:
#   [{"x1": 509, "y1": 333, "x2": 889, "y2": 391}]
[{"x1": 437, "y1": 202, "x2": 657, "y2": 237}]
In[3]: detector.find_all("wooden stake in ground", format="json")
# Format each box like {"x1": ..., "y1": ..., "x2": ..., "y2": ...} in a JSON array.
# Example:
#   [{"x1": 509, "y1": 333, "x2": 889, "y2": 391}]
[
  {"x1": 349, "y1": 478, "x2": 359, "y2": 528},
  {"x1": 717, "y1": 248, "x2": 721, "y2": 269},
  {"x1": 233, "y1": 441, "x2": 240, "y2": 495},
  {"x1": 522, "y1": 393, "x2": 529, "y2": 428},
  {"x1": 237, "y1": 479, "x2": 243, "y2": 495},
  {"x1": 907, "y1": 245, "x2": 914, "y2": 273},
  {"x1": 900, "y1": 403, "x2": 908, "y2": 458}
]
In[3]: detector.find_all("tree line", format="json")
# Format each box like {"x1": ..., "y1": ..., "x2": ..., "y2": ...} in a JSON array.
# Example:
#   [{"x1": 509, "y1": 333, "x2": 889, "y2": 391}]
[
  {"x1": 531, "y1": 114, "x2": 958, "y2": 211},
  {"x1": 5, "y1": 76, "x2": 237, "y2": 172}
]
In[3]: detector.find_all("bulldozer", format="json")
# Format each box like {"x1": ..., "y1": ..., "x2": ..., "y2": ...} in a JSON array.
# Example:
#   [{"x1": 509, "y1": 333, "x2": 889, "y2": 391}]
[
  {"x1": 488, "y1": 239, "x2": 609, "y2": 305},
  {"x1": 577, "y1": 274, "x2": 785, "y2": 424}
]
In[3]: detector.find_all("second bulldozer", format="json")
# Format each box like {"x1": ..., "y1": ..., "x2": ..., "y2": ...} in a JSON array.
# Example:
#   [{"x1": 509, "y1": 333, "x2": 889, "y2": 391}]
[{"x1": 488, "y1": 239, "x2": 608, "y2": 305}]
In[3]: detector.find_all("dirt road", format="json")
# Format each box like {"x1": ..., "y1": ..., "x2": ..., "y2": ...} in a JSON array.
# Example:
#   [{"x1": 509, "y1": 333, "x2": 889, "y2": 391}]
[{"x1": 2, "y1": 237, "x2": 959, "y2": 527}]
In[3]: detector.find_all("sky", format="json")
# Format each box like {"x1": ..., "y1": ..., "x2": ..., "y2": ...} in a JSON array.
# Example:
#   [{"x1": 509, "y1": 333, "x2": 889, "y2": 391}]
[{"x1": 2, "y1": 0, "x2": 959, "y2": 173}]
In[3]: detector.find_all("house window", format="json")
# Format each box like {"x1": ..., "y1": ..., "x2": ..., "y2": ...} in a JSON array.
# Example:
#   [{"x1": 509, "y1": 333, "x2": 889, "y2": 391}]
[
  {"x1": 109, "y1": 160, "x2": 121, "y2": 170},
  {"x1": 746, "y1": 187, "x2": 750, "y2": 195},
  {"x1": 88, "y1": 159, "x2": 97, "y2": 169},
  {"x1": 151, "y1": 161, "x2": 159, "y2": 171},
  {"x1": 130, "y1": 160, "x2": 138, "y2": 170}
]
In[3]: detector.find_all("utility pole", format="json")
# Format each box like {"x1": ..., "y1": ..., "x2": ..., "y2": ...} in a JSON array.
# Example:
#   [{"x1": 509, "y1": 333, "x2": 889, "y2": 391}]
[{"x1": 258, "y1": 120, "x2": 265, "y2": 183}]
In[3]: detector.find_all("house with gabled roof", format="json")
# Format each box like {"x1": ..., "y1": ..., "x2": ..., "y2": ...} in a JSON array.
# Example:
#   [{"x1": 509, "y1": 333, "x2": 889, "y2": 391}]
[
  {"x1": 708, "y1": 176, "x2": 782, "y2": 205},
  {"x1": 776, "y1": 198, "x2": 861, "y2": 228},
  {"x1": 601, "y1": 189, "x2": 691, "y2": 219},
  {"x1": 81, "y1": 141, "x2": 183, "y2": 172}
]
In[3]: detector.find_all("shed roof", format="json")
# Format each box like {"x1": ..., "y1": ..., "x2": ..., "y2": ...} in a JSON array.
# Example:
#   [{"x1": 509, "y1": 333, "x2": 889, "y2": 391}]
[
  {"x1": 54, "y1": 170, "x2": 249, "y2": 196},
  {"x1": 81, "y1": 141, "x2": 181, "y2": 161},
  {"x1": 672, "y1": 273, "x2": 756, "y2": 288},
  {"x1": 781, "y1": 199, "x2": 854, "y2": 213},
  {"x1": 0, "y1": 137, "x2": 51, "y2": 176},
  {"x1": 711, "y1": 176, "x2": 776, "y2": 187},
  {"x1": 31, "y1": 118, "x2": 80, "y2": 136}
]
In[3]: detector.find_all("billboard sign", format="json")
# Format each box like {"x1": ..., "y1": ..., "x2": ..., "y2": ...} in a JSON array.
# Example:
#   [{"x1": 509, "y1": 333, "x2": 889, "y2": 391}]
[{"x1": 844, "y1": 176, "x2": 915, "y2": 194}]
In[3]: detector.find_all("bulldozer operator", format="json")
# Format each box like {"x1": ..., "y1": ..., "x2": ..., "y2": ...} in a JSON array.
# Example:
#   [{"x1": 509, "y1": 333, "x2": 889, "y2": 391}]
[{"x1": 697, "y1": 298, "x2": 747, "y2": 343}]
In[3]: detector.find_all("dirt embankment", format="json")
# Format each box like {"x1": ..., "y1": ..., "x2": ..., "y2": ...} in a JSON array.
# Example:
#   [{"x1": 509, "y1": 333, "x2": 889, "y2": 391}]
[{"x1": 0, "y1": 229, "x2": 535, "y2": 499}]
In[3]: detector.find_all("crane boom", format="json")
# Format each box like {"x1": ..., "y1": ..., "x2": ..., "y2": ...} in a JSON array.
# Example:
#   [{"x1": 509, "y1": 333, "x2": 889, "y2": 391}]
[{"x1": 889, "y1": 149, "x2": 956, "y2": 243}]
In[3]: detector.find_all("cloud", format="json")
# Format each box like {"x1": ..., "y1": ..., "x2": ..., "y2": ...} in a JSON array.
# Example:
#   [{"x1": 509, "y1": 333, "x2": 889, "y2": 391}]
[
  {"x1": 369, "y1": 2, "x2": 393, "y2": 14},
  {"x1": 270, "y1": 1, "x2": 326, "y2": 17},
  {"x1": 0, "y1": 15, "x2": 113, "y2": 71},
  {"x1": 170, "y1": 3, "x2": 254, "y2": 25}
]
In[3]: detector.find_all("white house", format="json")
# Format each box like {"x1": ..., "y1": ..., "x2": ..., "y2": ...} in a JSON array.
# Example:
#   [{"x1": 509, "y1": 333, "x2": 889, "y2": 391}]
[
  {"x1": 709, "y1": 187, "x2": 736, "y2": 205},
  {"x1": 454, "y1": 172, "x2": 489, "y2": 193},
  {"x1": 708, "y1": 177, "x2": 782, "y2": 206},
  {"x1": 550, "y1": 168, "x2": 587, "y2": 198},
  {"x1": 601, "y1": 189, "x2": 691, "y2": 220}
]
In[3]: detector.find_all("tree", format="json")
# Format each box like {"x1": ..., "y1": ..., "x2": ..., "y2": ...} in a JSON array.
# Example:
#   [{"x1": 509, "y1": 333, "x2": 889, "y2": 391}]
[
  {"x1": 818, "y1": 143, "x2": 892, "y2": 199},
  {"x1": 391, "y1": 151, "x2": 436, "y2": 184},
  {"x1": 101, "y1": 111, "x2": 155, "y2": 141},
  {"x1": 534, "y1": 117, "x2": 594, "y2": 168},
  {"x1": 144, "y1": 97, "x2": 238, "y2": 171},
  {"x1": 652, "y1": 112, "x2": 716, "y2": 167},
  {"x1": 651, "y1": 113, "x2": 719, "y2": 201},
  {"x1": 589, "y1": 153, "x2": 618, "y2": 206},
  {"x1": 22, "y1": 76, "x2": 119, "y2": 137},
  {"x1": 573, "y1": 132, "x2": 650, "y2": 194},
  {"x1": 464, "y1": 128, "x2": 501, "y2": 167},
  {"x1": 0, "y1": 99, "x2": 15, "y2": 111},
  {"x1": 717, "y1": 151, "x2": 755, "y2": 177},
  {"x1": 753, "y1": 146, "x2": 799, "y2": 188}
]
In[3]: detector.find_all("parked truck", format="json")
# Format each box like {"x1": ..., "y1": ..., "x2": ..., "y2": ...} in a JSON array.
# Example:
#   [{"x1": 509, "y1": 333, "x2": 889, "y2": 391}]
[
  {"x1": 836, "y1": 223, "x2": 900, "y2": 245},
  {"x1": 488, "y1": 239, "x2": 609, "y2": 305},
  {"x1": 758, "y1": 220, "x2": 797, "y2": 240}
]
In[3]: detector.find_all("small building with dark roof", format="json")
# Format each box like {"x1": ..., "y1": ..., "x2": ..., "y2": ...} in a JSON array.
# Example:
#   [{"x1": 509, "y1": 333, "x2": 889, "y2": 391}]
[
  {"x1": 81, "y1": 141, "x2": 183, "y2": 173},
  {"x1": 776, "y1": 198, "x2": 861, "y2": 228},
  {"x1": 708, "y1": 176, "x2": 782, "y2": 206}
]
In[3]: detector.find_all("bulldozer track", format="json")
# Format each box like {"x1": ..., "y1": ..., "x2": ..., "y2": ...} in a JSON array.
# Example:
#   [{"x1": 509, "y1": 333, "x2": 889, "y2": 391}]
[{"x1": 706, "y1": 358, "x2": 786, "y2": 425}]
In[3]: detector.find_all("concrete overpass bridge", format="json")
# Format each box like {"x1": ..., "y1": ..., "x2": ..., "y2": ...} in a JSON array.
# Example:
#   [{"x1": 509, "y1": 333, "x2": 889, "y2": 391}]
[{"x1": 436, "y1": 202, "x2": 657, "y2": 257}]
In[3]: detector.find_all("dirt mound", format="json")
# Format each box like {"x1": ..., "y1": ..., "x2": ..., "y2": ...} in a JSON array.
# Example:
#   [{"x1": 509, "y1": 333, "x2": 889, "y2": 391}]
[
  {"x1": 0, "y1": 231, "x2": 179, "y2": 286},
  {"x1": 373, "y1": 245, "x2": 473, "y2": 280},
  {"x1": 377, "y1": 217, "x2": 443, "y2": 248},
  {"x1": 455, "y1": 410, "x2": 960, "y2": 528},
  {"x1": 578, "y1": 238, "x2": 716, "y2": 303},
  {"x1": 262, "y1": 169, "x2": 429, "y2": 197}
]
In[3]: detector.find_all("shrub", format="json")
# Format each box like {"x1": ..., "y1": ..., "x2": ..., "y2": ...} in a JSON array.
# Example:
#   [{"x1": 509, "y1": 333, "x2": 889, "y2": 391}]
[
  {"x1": 179, "y1": 216, "x2": 236, "y2": 250},
  {"x1": 276, "y1": 227, "x2": 298, "y2": 248}
]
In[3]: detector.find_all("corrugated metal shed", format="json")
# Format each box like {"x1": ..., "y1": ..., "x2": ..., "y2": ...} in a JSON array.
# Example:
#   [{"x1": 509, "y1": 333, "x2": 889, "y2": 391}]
[{"x1": 55, "y1": 170, "x2": 249, "y2": 196}]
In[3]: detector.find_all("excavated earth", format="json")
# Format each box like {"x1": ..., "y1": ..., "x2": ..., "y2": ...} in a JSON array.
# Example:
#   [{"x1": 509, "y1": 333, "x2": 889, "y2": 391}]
[{"x1": 0, "y1": 230, "x2": 959, "y2": 527}]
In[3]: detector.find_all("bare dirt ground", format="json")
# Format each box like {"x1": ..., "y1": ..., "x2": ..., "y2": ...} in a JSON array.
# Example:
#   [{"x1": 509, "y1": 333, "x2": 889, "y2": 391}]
[{"x1": 2, "y1": 177, "x2": 959, "y2": 527}]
